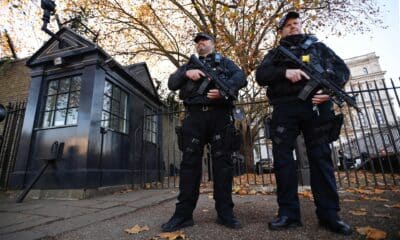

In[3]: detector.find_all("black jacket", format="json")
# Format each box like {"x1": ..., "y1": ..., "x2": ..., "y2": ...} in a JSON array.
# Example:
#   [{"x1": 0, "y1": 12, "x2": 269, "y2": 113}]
[
  {"x1": 168, "y1": 52, "x2": 247, "y2": 106},
  {"x1": 255, "y1": 34, "x2": 349, "y2": 102}
]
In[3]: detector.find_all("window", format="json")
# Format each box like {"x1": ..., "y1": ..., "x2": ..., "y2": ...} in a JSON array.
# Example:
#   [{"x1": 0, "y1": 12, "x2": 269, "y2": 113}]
[
  {"x1": 358, "y1": 112, "x2": 367, "y2": 126},
  {"x1": 375, "y1": 109, "x2": 384, "y2": 125},
  {"x1": 143, "y1": 106, "x2": 158, "y2": 143},
  {"x1": 362, "y1": 67, "x2": 368, "y2": 75},
  {"x1": 368, "y1": 82, "x2": 376, "y2": 100},
  {"x1": 101, "y1": 80, "x2": 128, "y2": 133},
  {"x1": 41, "y1": 76, "x2": 81, "y2": 127}
]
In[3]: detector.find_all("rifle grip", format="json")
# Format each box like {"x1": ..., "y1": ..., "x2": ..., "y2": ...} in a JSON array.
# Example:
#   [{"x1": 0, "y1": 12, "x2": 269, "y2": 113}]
[
  {"x1": 298, "y1": 80, "x2": 319, "y2": 101},
  {"x1": 197, "y1": 78, "x2": 210, "y2": 95}
]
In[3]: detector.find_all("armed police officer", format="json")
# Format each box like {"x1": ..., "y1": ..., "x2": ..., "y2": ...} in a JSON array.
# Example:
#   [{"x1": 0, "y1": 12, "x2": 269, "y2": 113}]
[
  {"x1": 161, "y1": 32, "x2": 247, "y2": 232},
  {"x1": 255, "y1": 12, "x2": 352, "y2": 235}
]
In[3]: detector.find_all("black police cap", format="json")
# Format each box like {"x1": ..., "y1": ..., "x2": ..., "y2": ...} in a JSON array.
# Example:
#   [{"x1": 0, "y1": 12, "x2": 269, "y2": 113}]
[
  {"x1": 193, "y1": 32, "x2": 214, "y2": 43},
  {"x1": 278, "y1": 11, "x2": 300, "y2": 30}
]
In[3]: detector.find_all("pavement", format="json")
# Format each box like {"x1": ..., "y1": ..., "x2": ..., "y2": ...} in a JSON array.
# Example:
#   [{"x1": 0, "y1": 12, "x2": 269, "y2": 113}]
[{"x1": 0, "y1": 187, "x2": 399, "y2": 240}]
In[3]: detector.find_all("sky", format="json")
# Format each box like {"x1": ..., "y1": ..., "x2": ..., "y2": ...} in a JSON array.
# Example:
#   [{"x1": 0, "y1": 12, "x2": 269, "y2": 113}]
[{"x1": 319, "y1": 0, "x2": 400, "y2": 80}]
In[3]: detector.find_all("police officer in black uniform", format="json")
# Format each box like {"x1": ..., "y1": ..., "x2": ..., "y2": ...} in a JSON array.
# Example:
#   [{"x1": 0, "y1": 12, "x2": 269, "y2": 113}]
[
  {"x1": 255, "y1": 12, "x2": 352, "y2": 235},
  {"x1": 161, "y1": 33, "x2": 247, "y2": 232}
]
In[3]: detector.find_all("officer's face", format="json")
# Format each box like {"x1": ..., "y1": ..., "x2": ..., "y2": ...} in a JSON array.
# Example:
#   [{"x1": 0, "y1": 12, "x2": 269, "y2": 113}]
[
  {"x1": 279, "y1": 18, "x2": 302, "y2": 38},
  {"x1": 195, "y1": 39, "x2": 215, "y2": 56}
]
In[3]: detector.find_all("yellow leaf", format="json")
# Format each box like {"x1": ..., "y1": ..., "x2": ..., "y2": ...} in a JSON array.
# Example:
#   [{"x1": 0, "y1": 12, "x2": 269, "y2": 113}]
[
  {"x1": 158, "y1": 231, "x2": 186, "y2": 240},
  {"x1": 356, "y1": 226, "x2": 387, "y2": 240},
  {"x1": 367, "y1": 229, "x2": 387, "y2": 240},
  {"x1": 232, "y1": 186, "x2": 241, "y2": 194},
  {"x1": 125, "y1": 224, "x2": 150, "y2": 234}
]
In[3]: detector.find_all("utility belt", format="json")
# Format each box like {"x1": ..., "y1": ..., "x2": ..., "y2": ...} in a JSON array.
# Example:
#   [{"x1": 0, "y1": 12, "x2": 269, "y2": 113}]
[
  {"x1": 185, "y1": 104, "x2": 232, "y2": 112},
  {"x1": 269, "y1": 96, "x2": 300, "y2": 105}
]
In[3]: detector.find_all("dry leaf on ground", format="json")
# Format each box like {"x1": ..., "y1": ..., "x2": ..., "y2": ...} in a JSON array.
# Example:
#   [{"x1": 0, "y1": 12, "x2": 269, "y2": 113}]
[
  {"x1": 157, "y1": 231, "x2": 186, "y2": 240},
  {"x1": 349, "y1": 208, "x2": 367, "y2": 216},
  {"x1": 391, "y1": 203, "x2": 400, "y2": 208},
  {"x1": 298, "y1": 191, "x2": 313, "y2": 200},
  {"x1": 248, "y1": 189, "x2": 257, "y2": 195},
  {"x1": 238, "y1": 189, "x2": 248, "y2": 195},
  {"x1": 372, "y1": 213, "x2": 391, "y2": 218},
  {"x1": 360, "y1": 195, "x2": 390, "y2": 202},
  {"x1": 342, "y1": 199, "x2": 356, "y2": 202},
  {"x1": 356, "y1": 226, "x2": 387, "y2": 240},
  {"x1": 125, "y1": 224, "x2": 150, "y2": 234}
]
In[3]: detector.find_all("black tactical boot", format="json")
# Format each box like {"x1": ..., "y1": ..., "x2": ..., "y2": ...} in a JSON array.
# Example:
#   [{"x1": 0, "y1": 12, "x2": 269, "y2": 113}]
[
  {"x1": 161, "y1": 215, "x2": 194, "y2": 232},
  {"x1": 216, "y1": 215, "x2": 242, "y2": 229},
  {"x1": 319, "y1": 219, "x2": 352, "y2": 236},
  {"x1": 268, "y1": 216, "x2": 302, "y2": 230}
]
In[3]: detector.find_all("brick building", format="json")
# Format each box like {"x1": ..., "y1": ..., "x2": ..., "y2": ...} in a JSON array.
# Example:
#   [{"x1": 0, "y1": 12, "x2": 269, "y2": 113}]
[{"x1": 0, "y1": 58, "x2": 30, "y2": 105}]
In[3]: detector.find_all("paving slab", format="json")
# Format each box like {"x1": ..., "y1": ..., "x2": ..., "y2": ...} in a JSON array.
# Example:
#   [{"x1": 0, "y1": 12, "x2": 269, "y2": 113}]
[
  {"x1": 0, "y1": 216, "x2": 59, "y2": 235},
  {"x1": 23, "y1": 204, "x2": 97, "y2": 218},
  {"x1": 0, "y1": 189, "x2": 177, "y2": 240}
]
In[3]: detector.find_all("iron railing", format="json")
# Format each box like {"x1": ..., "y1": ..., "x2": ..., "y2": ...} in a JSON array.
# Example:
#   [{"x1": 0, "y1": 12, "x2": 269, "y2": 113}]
[{"x1": 0, "y1": 101, "x2": 26, "y2": 190}]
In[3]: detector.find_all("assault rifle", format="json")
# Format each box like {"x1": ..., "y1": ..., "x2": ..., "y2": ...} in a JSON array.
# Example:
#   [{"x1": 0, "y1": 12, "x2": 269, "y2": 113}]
[
  {"x1": 276, "y1": 46, "x2": 360, "y2": 112},
  {"x1": 189, "y1": 54, "x2": 237, "y2": 100}
]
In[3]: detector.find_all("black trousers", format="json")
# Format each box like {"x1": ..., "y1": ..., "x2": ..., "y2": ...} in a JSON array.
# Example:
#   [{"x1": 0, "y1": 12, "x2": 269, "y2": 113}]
[
  {"x1": 174, "y1": 107, "x2": 235, "y2": 218},
  {"x1": 270, "y1": 100, "x2": 340, "y2": 221}
]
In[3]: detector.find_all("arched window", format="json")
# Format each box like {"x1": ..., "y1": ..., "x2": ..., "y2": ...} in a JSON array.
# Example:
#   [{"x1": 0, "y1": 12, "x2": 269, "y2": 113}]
[
  {"x1": 375, "y1": 109, "x2": 384, "y2": 125},
  {"x1": 362, "y1": 67, "x2": 368, "y2": 75}
]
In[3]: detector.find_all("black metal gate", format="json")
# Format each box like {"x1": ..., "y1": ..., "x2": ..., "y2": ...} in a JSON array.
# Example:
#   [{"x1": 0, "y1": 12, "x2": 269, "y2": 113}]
[{"x1": 0, "y1": 101, "x2": 26, "y2": 190}]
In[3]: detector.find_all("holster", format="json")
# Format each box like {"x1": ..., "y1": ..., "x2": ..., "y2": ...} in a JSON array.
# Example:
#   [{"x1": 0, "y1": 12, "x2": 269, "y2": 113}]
[{"x1": 175, "y1": 126, "x2": 184, "y2": 151}]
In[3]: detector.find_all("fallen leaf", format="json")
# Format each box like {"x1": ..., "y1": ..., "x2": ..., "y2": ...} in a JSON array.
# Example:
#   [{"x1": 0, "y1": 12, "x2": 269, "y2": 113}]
[
  {"x1": 356, "y1": 226, "x2": 387, "y2": 240},
  {"x1": 232, "y1": 186, "x2": 241, "y2": 194},
  {"x1": 238, "y1": 189, "x2": 248, "y2": 195},
  {"x1": 373, "y1": 189, "x2": 385, "y2": 194},
  {"x1": 360, "y1": 195, "x2": 389, "y2": 202},
  {"x1": 342, "y1": 199, "x2": 356, "y2": 202},
  {"x1": 372, "y1": 213, "x2": 391, "y2": 218},
  {"x1": 125, "y1": 224, "x2": 150, "y2": 234},
  {"x1": 298, "y1": 191, "x2": 313, "y2": 200},
  {"x1": 356, "y1": 226, "x2": 374, "y2": 235},
  {"x1": 367, "y1": 229, "x2": 387, "y2": 240},
  {"x1": 349, "y1": 208, "x2": 367, "y2": 216},
  {"x1": 391, "y1": 203, "x2": 400, "y2": 208},
  {"x1": 248, "y1": 189, "x2": 257, "y2": 195},
  {"x1": 158, "y1": 231, "x2": 185, "y2": 240}
]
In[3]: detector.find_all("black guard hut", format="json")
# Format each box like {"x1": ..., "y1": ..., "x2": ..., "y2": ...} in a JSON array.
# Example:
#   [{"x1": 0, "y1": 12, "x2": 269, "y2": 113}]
[{"x1": 9, "y1": 28, "x2": 164, "y2": 193}]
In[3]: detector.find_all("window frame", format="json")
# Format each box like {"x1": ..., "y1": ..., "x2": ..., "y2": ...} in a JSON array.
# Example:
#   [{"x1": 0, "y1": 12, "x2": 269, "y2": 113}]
[
  {"x1": 143, "y1": 106, "x2": 158, "y2": 144},
  {"x1": 101, "y1": 80, "x2": 129, "y2": 134},
  {"x1": 39, "y1": 75, "x2": 82, "y2": 129}
]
